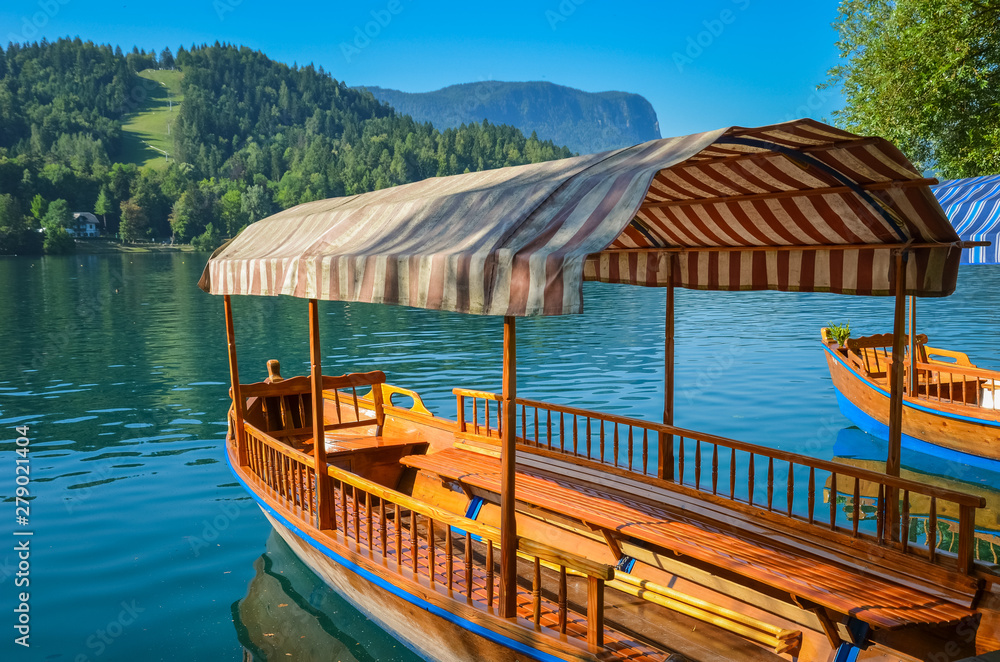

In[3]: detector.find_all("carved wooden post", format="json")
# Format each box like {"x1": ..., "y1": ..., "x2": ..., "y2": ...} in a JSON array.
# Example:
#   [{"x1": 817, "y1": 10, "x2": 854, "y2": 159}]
[
  {"x1": 224, "y1": 295, "x2": 248, "y2": 466},
  {"x1": 887, "y1": 250, "x2": 907, "y2": 540},
  {"x1": 908, "y1": 295, "x2": 917, "y2": 395},
  {"x1": 659, "y1": 252, "x2": 675, "y2": 480},
  {"x1": 587, "y1": 576, "x2": 605, "y2": 651},
  {"x1": 310, "y1": 299, "x2": 334, "y2": 531},
  {"x1": 499, "y1": 316, "x2": 518, "y2": 618}
]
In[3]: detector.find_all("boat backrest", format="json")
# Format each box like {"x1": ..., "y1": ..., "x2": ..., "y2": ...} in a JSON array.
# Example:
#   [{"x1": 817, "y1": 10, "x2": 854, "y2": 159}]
[
  {"x1": 240, "y1": 364, "x2": 387, "y2": 437},
  {"x1": 846, "y1": 333, "x2": 928, "y2": 377}
]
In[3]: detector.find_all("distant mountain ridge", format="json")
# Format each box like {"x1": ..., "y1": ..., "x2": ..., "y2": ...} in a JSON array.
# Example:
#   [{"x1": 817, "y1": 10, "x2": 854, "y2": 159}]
[{"x1": 360, "y1": 81, "x2": 661, "y2": 155}]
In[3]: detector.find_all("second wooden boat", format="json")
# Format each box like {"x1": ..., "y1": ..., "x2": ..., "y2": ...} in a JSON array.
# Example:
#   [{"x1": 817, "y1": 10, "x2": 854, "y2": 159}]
[{"x1": 821, "y1": 328, "x2": 1000, "y2": 465}]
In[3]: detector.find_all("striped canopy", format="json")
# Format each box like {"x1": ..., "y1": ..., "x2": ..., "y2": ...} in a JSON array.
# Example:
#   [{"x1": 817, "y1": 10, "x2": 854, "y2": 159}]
[
  {"x1": 200, "y1": 119, "x2": 964, "y2": 316},
  {"x1": 931, "y1": 174, "x2": 1000, "y2": 265}
]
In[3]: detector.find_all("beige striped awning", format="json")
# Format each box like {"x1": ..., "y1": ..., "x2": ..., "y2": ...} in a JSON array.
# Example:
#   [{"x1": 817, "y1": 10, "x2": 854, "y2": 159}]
[{"x1": 200, "y1": 119, "x2": 964, "y2": 316}]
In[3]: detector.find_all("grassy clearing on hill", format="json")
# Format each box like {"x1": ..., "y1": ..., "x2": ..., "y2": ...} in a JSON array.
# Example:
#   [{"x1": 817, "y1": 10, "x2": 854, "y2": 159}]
[{"x1": 120, "y1": 69, "x2": 184, "y2": 169}]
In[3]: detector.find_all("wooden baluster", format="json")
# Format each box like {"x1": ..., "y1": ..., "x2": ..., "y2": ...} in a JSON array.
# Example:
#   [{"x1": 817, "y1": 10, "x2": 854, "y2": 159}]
[
  {"x1": 587, "y1": 576, "x2": 605, "y2": 651},
  {"x1": 766, "y1": 457, "x2": 775, "y2": 512},
  {"x1": 306, "y1": 466, "x2": 316, "y2": 531},
  {"x1": 628, "y1": 426, "x2": 634, "y2": 471},
  {"x1": 534, "y1": 407, "x2": 539, "y2": 445},
  {"x1": 521, "y1": 405, "x2": 526, "y2": 446},
  {"x1": 497, "y1": 398, "x2": 503, "y2": 438},
  {"x1": 829, "y1": 472, "x2": 837, "y2": 530},
  {"x1": 365, "y1": 491, "x2": 373, "y2": 551},
  {"x1": 957, "y1": 504, "x2": 975, "y2": 574},
  {"x1": 558, "y1": 566, "x2": 568, "y2": 634},
  {"x1": 901, "y1": 491, "x2": 910, "y2": 553},
  {"x1": 747, "y1": 452, "x2": 754, "y2": 505},
  {"x1": 446, "y1": 526, "x2": 454, "y2": 591},
  {"x1": 711, "y1": 444, "x2": 719, "y2": 495},
  {"x1": 278, "y1": 455, "x2": 288, "y2": 500},
  {"x1": 394, "y1": 504, "x2": 402, "y2": 564},
  {"x1": 786, "y1": 462, "x2": 794, "y2": 516},
  {"x1": 613, "y1": 423, "x2": 619, "y2": 467},
  {"x1": 678, "y1": 437, "x2": 685, "y2": 485},
  {"x1": 807, "y1": 467, "x2": 815, "y2": 524},
  {"x1": 411, "y1": 510, "x2": 418, "y2": 576},
  {"x1": 586, "y1": 417, "x2": 592, "y2": 459},
  {"x1": 465, "y1": 532, "x2": 473, "y2": 602},
  {"x1": 486, "y1": 542, "x2": 495, "y2": 609},
  {"x1": 379, "y1": 497, "x2": 387, "y2": 555},
  {"x1": 729, "y1": 448, "x2": 736, "y2": 500},
  {"x1": 560, "y1": 412, "x2": 565, "y2": 452},
  {"x1": 574, "y1": 415, "x2": 579, "y2": 456},
  {"x1": 876, "y1": 483, "x2": 886, "y2": 542},
  {"x1": 353, "y1": 486, "x2": 361, "y2": 544},
  {"x1": 928, "y1": 497, "x2": 938, "y2": 563},
  {"x1": 457, "y1": 394, "x2": 466, "y2": 433},
  {"x1": 473, "y1": 398, "x2": 479, "y2": 435},
  {"x1": 694, "y1": 440, "x2": 702, "y2": 489},
  {"x1": 600, "y1": 419, "x2": 605, "y2": 461},
  {"x1": 485, "y1": 399, "x2": 491, "y2": 437},
  {"x1": 340, "y1": 481, "x2": 348, "y2": 537},
  {"x1": 852, "y1": 477, "x2": 861, "y2": 537},
  {"x1": 642, "y1": 428, "x2": 649, "y2": 475},
  {"x1": 547, "y1": 409, "x2": 553, "y2": 449},
  {"x1": 428, "y1": 519, "x2": 435, "y2": 586},
  {"x1": 532, "y1": 557, "x2": 542, "y2": 629}
]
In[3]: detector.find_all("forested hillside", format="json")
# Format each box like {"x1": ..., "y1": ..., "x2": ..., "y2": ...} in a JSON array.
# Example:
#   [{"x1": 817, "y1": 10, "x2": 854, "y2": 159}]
[
  {"x1": 0, "y1": 39, "x2": 572, "y2": 255},
  {"x1": 362, "y1": 82, "x2": 661, "y2": 155}
]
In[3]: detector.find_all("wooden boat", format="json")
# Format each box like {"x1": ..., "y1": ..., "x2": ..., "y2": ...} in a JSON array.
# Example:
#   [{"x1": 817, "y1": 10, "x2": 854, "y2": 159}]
[
  {"x1": 821, "y1": 328, "x2": 1000, "y2": 464},
  {"x1": 201, "y1": 119, "x2": 1000, "y2": 661}
]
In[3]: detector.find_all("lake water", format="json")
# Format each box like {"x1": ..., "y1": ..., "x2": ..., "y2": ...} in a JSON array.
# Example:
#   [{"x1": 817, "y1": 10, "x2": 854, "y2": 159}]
[{"x1": 1, "y1": 253, "x2": 998, "y2": 661}]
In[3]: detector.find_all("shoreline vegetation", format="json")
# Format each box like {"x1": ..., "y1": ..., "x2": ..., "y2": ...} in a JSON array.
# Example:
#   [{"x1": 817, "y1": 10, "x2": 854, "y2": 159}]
[{"x1": 1, "y1": 238, "x2": 199, "y2": 256}]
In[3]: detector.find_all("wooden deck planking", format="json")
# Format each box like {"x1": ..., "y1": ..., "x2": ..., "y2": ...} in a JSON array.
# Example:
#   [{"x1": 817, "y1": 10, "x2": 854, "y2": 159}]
[{"x1": 401, "y1": 448, "x2": 976, "y2": 630}]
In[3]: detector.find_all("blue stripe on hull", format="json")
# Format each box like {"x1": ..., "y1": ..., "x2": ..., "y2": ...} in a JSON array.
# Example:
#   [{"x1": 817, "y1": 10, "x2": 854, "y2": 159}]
[
  {"x1": 832, "y1": 371, "x2": 1000, "y2": 473},
  {"x1": 226, "y1": 451, "x2": 565, "y2": 662}
]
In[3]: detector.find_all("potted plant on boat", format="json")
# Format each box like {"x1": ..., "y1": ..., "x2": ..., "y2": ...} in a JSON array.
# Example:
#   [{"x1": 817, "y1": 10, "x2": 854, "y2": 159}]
[{"x1": 824, "y1": 321, "x2": 851, "y2": 348}]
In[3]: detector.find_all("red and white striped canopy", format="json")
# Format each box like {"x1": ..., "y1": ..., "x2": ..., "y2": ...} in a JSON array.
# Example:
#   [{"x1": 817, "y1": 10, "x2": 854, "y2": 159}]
[{"x1": 200, "y1": 119, "x2": 963, "y2": 316}]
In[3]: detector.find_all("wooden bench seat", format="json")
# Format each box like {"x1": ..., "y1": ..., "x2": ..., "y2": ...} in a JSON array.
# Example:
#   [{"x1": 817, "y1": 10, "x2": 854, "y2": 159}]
[{"x1": 400, "y1": 447, "x2": 976, "y2": 631}]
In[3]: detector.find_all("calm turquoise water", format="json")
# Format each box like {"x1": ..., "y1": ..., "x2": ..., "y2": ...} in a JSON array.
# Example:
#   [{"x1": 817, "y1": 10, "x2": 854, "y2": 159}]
[{"x1": 1, "y1": 253, "x2": 997, "y2": 661}]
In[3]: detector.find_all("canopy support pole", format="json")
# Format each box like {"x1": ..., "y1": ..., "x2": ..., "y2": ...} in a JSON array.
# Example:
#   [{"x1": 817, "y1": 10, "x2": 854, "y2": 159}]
[
  {"x1": 659, "y1": 254, "x2": 675, "y2": 481},
  {"x1": 224, "y1": 295, "x2": 248, "y2": 467},
  {"x1": 887, "y1": 251, "x2": 908, "y2": 540},
  {"x1": 500, "y1": 315, "x2": 518, "y2": 619},
  {"x1": 310, "y1": 299, "x2": 334, "y2": 531},
  {"x1": 908, "y1": 296, "x2": 917, "y2": 395}
]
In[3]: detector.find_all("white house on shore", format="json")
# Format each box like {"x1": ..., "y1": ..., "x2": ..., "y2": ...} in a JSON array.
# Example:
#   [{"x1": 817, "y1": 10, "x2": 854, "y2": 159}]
[{"x1": 68, "y1": 212, "x2": 100, "y2": 238}]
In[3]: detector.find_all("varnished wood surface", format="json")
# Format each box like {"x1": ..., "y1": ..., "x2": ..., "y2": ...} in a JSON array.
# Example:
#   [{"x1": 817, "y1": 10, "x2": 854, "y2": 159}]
[{"x1": 400, "y1": 447, "x2": 977, "y2": 630}]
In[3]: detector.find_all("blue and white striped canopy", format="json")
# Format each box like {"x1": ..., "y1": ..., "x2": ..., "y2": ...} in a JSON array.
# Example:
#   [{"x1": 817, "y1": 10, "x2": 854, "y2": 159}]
[{"x1": 932, "y1": 174, "x2": 1000, "y2": 264}]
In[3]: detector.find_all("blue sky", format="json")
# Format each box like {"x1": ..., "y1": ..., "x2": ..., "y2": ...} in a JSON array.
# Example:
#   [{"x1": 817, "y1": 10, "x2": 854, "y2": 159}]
[{"x1": 2, "y1": 0, "x2": 845, "y2": 138}]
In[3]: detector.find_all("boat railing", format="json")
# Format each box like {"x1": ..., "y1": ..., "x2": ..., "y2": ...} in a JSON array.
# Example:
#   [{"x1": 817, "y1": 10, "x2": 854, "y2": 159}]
[
  {"x1": 890, "y1": 356, "x2": 1000, "y2": 409},
  {"x1": 453, "y1": 389, "x2": 987, "y2": 576},
  {"x1": 233, "y1": 415, "x2": 615, "y2": 654}
]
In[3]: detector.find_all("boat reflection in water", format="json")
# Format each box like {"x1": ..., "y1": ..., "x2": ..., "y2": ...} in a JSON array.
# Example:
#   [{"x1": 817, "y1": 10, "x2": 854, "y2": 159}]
[
  {"x1": 232, "y1": 529, "x2": 421, "y2": 662},
  {"x1": 831, "y1": 427, "x2": 1000, "y2": 570}
]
